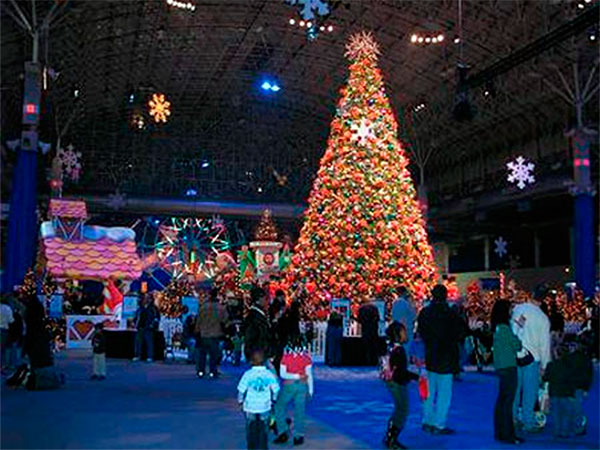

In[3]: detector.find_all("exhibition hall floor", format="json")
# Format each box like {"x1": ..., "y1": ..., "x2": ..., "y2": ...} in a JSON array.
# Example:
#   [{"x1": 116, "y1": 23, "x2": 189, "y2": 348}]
[{"x1": 1, "y1": 351, "x2": 598, "y2": 449}]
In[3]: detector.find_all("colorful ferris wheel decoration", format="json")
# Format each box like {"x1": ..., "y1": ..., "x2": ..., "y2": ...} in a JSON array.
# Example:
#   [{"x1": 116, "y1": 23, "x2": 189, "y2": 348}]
[
  {"x1": 154, "y1": 217, "x2": 235, "y2": 281},
  {"x1": 148, "y1": 93, "x2": 171, "y2": 123}
]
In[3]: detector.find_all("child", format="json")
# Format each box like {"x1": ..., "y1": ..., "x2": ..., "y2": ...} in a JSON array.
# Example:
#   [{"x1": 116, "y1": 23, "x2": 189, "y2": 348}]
[
  {"x1": 491, "y1": 300, "x2": 523, "y2": 444},
  {"x1": 542, "y1": 343, "x2": 576, "y2": 438},
  {"x1": 381, "y1": 322, "x2": 418, "y2": 449},
  {"x1": 238, "y1": 348, "x2": 280, "y2": 450},
  {"x1": 273, "y1": 336, "x2": 313, "y2": 446},
  {"x1": 91, "y1": 322, "x2": 106, "y2": 380}
]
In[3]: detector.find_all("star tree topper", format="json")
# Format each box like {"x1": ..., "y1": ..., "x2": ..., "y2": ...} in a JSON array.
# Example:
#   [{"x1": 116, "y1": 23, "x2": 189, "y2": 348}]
[{"x1": 344, "y1": 31, "x2": 381, "y2": 62}]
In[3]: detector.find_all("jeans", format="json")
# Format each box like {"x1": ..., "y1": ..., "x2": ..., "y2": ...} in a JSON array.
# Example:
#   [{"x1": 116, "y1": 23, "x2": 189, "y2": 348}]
[
  {"x1": 387, "y1": 382, "x2": 409, "y2": 430},
  {"x1": 134, "y1": 329, "x2": 154, "y2": 360},
  {"x1": 196, "y1": 337, "x2": 221, "y2": 375},
  {"x1": 275, "y1": 382, "x2": 308, "y2": 437},
  {"x1": 93, "y1": 353, "x2": 106, "y2": 376},
  {"x1": 571, "y1": 390, "x2": 586, "y2": 434},
  {"x1": 551, "y1": 397, "x2": 574, "y2": 437},
  {"x1": 494, "y1": 367, "x2": 518, "y2": 441},
  {"x1": 422, "y1": 371, "x2": 453, "y2": 429},
  {"x1": 513, "y1": 361, "x2": 540, "y2": 430},
  {"x1": 245, "y1": 412, "x2": 269, "y2": 450}
]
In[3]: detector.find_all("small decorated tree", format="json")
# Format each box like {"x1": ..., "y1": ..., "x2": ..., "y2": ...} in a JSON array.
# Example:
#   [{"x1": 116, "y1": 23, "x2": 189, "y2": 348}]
[
  {"x1": 157, "y1": 280, "x2": 191, "y2": 318},
  {"x1": 254, "y1": 209, "x2": 278, "y2": 241}
]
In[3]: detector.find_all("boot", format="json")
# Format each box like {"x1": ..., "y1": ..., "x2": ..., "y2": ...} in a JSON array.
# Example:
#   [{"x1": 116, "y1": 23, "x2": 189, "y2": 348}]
[{"x1": 383, "y1": 420, "x2": 406, "y2": 449}]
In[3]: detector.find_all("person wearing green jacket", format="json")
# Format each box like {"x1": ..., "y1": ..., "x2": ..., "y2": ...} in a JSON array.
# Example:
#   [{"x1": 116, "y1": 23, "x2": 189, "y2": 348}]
[{"x1": 492, "y1": 300, "x2": 523, "y2": 445}]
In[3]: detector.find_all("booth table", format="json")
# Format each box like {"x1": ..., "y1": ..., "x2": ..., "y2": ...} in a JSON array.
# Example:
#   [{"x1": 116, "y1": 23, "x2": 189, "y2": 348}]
[{"x1": 104, "y1": 329, "x2": 166, "y2": 360}]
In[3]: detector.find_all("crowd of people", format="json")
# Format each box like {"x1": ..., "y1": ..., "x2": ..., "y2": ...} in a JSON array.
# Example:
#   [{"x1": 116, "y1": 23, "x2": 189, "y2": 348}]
[
  {"x1": 378, "y1": 284, "x2": 597, "y2": 449},
  {"x1": 2, "y1": 277, "x2": 598, "y2": 450}
]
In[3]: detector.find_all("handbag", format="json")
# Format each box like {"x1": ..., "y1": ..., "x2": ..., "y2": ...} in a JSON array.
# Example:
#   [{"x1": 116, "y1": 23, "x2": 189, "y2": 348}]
[{"x1": 516, "y1": 349, "x2": 534, "y2": 367}]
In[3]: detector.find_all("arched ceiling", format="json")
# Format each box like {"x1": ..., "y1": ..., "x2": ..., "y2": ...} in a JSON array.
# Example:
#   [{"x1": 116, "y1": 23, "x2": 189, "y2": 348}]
[{"x1": 1, "y1": 0, "x2": 598, "y2": 204}]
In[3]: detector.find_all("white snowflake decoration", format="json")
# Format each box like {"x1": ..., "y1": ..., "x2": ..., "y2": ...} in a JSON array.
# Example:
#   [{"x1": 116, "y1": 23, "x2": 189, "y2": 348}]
[
  {"x1": 286, "y1": 0, "x2": 329, "y2": 20},
  {"x1": 507, "y1": 156, "x2": 535, "y2": 190},
  {"x1": 57, "y1": 144, "x2": 82, "y2": 182},
  {"x1": 351, "y1": 118, "x2": 375, "y2": 144},
  {"x1": 494, "y1": 237, "x2": 508, "y2": 258}
]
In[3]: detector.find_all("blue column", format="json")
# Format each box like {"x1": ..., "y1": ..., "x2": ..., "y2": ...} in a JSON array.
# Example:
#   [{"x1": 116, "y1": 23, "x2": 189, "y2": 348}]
[
  {"x1": 574, "y1": 193, "x2": 595, "y2": 298},
  {"x1": 571, "y1": 131, "x2": 596, "y2": 298},
  {"x1": 1, "y1": 62, "x2": 41, "y2": 292},
  {"x1": 2, "y1": 151, "x2": 38, "y2": 292}
]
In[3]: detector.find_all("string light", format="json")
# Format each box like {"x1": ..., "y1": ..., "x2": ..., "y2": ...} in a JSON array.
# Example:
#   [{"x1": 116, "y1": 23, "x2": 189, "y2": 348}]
[
  {"x1": 166, "y1": 0, "x2": 196, "y2": 11},
  {"x1": 410, "y1": 32, "x2": 445, "y2": 45},
  {"x1": 288, "y1": 18, "x2": 333, "y2": 34}
]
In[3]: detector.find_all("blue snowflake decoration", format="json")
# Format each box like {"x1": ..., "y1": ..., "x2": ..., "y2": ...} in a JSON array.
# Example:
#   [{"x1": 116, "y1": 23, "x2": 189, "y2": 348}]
[{"x1": 286, "y1": 0, "x2": 330, "y2": 20}]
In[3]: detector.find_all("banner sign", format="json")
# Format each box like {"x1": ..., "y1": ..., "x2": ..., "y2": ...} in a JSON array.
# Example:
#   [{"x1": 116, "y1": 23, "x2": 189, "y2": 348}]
[{"x1": 66, "y1": 315, "x2": 119, "y2": 349}]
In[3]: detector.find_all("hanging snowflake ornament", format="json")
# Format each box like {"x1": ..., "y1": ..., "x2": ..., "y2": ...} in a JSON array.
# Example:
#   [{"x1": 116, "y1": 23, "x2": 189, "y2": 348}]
[
  {"x1": 345, "y1": 31, "x2": 381, "y2": 61},
  {"x1": 148, "y1": 93, "x2": 171, "y2": 123},
  {"x1": 286, "y1": 0, "x2": 329, "y2": 20},
  {"x1": 57, "y1": 144, "x2": 82, "y2": 182},
  {"x1": 351, "y1": 118, "x2": 375, "y2": 144},
  {"x1": 108, "y1": 190, "x2": 127, "y2": 210},
  {"x1": 507, "y1": 156, "x2": 535, "y2": 190},
  {"x1": 494, "y1": 237, "x2": 508, "y2": 258}
]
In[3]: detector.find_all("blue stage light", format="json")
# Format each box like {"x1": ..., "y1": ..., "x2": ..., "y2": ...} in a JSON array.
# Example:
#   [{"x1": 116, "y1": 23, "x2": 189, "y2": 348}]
[
  {"x1": 260, "y1": 79, "x2": 281, "y2": 93},
  {"x1": 186, "y1": 188, "x2": 198, "y2": 196}
]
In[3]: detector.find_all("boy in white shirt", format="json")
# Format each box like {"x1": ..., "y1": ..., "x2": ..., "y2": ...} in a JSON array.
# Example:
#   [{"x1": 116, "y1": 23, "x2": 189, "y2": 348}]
[{"x1": 238, "y1": 348, "x2": 280, "y2": 449}]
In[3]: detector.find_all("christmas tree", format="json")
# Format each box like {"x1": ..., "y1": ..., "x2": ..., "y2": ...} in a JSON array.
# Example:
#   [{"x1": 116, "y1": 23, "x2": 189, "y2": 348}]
[
  {"x1": 157, "y1": 280, "x2": 191, "y2": 318},
  {"x1": 254, "y1": 209, "x2": 278, "y2": 241},
  {"x1": 289, "y1": 31, "x2": 438, "y2": 310}
]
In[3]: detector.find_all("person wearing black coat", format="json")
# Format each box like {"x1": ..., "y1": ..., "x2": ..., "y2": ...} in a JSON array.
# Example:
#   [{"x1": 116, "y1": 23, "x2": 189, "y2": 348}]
[
  {"x1": 23, "y1": 294, "x2": 53, "y2": 369},
  {"x1": 417, "y1": 285, "x2": 465, "y2": 435},
  {"x1": 357, "y1": 301, "x2": 381, "y2": 366},
  {"x1": 244, "y1": 286, "x2": 272, "y2": 361}
]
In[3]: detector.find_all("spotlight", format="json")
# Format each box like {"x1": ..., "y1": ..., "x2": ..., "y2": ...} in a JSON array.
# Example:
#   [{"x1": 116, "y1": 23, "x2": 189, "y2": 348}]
[
  {"x1": 289, "y1": 18, "x2": 295, "y2": 25},
  {"x1": 437, "y1": 34, "x2": 444, "y2": 42},
  {"x1": 201, "y1": 160, "x2": 210, "y2": 168},
  {"x1": 418, "y1": 37, "x2": 424, "y2": 43},
  {"x1": 307, "y1": 21, "x2": 312, "y2": 28},
  {"x1": 327, "y1": 25, "x2": 333, "y2": 32},
  {"x1": 578, "y1": 3, "x2": 585, "y2": 9},
  {"x1": 260, "y1": 80, "x2": 281, "y2": 92},
  {"x1": 411, "y1": 34, "x2": 418, "y2": 43},
  {"x1": 299, "y1": 20, "x2": 305, "y2": 27},
  {"x1": 425, "y1": 37, "x2": 431, "y2": 43},
  {"x1": 591, "y1": 34, "x2": 597, "y2": 41},
  {"x1": 185, "y1": 188, "x2": 198, "y2": 197},
  {"x1": 484, "y1": 90, "x2": 490, "y2": 96},
  {"x1": 453, "y1": 36, "x2": 460, "y2": 44},
  {"x1": 257, "y1": 186, "x2": 263, "y2": 193},
  {"x1": 320, "y1": 26, "x2": 325, "y2": 31},
  {"x1": 432, "y1": 37, "x2": 438, "y2": 43},
  {"x1": 73, "y1": 89, "x2": 80, "y2": 98},
  {"x1": 585, "y1": 0, "x2": 592, "y2": 3},
  {"x1": 129, "y1": 93, "x2": 134, "y2": 103}
]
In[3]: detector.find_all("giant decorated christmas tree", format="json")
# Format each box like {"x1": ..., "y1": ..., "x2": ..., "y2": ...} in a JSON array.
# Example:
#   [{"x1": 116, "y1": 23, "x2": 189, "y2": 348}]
[{"x1": 289, "y1": 32, "x2": 438, "y2": 310}]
